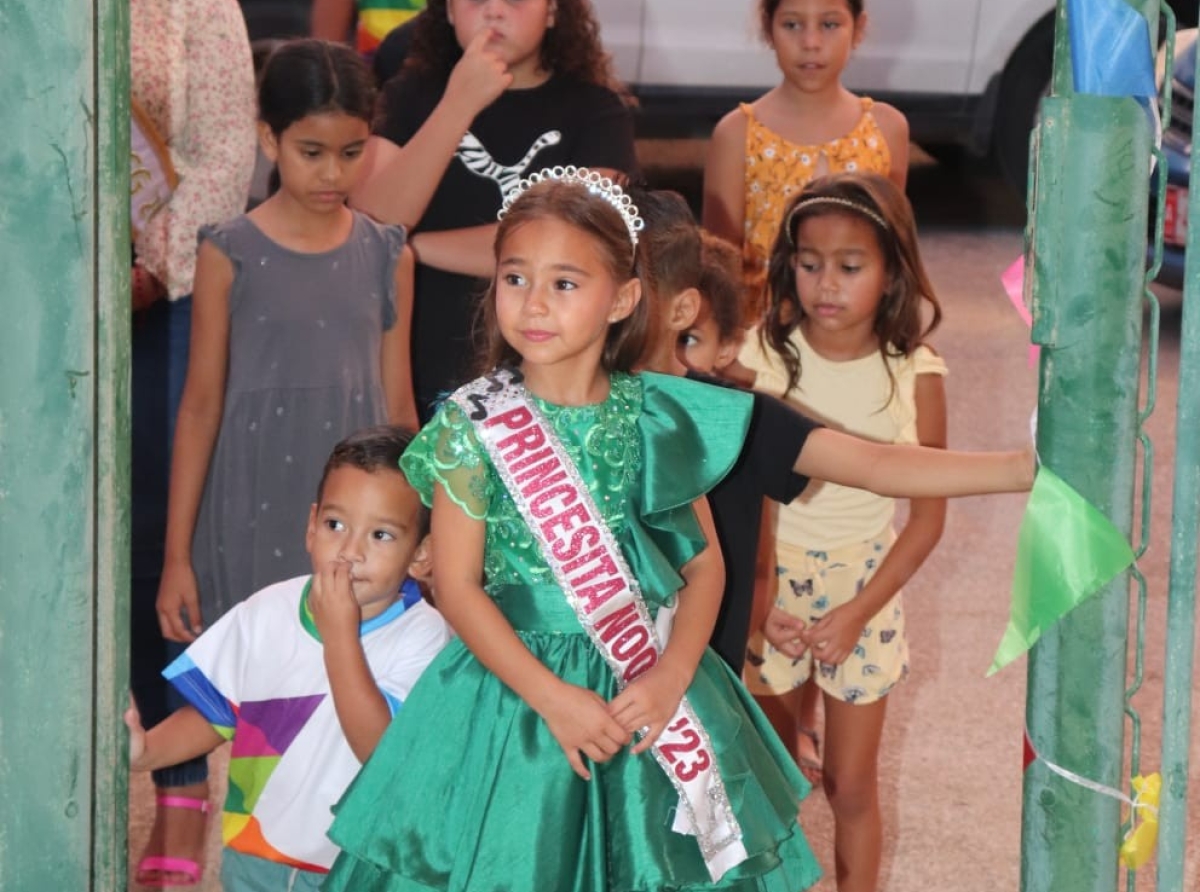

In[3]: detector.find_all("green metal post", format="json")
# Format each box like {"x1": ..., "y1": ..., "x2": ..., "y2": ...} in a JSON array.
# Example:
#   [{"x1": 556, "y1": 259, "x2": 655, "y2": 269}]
[
  {"x1": 1020, "y1": 2, "x2": 1154, "y2": 890},
  {"x1": 0, "y1": 0, "x2": 129, "y2": 888},
  {"x1": 1155, "y1": 33, "x2": 1200, "y2": 892}
]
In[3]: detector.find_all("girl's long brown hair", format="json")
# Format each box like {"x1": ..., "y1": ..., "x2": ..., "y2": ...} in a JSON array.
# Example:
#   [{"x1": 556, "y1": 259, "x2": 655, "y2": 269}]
[
  {"x1": 475, "y1": 179, "x2": 649, "y2": 374},
  {"x1": 761, "y1": 173, "x2": 942, "y2": 397},
  {"x1": 404, "y1": 0, "x2": 631, "y2": 102}
]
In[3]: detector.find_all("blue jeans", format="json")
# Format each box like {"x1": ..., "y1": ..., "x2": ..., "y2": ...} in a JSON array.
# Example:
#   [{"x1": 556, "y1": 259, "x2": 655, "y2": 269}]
[{"x1": 128, "y1": 297, "x2": 207, "y2": 788}]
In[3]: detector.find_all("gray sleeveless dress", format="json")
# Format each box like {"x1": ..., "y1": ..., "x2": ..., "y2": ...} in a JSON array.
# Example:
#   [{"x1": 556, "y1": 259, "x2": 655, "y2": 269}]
[{"x1": 191, "y1": 212, "x2": 405, "y2": 623}]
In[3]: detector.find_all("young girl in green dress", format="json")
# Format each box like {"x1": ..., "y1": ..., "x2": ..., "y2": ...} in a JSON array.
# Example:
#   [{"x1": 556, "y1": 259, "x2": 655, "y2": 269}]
[{"x1": 321, "y1": 168, "x2": 1033, "y2": 892}]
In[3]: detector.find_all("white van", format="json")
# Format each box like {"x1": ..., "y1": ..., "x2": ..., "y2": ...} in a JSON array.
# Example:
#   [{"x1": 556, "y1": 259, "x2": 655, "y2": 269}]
[
  {"x1": 238, "y1": 1, "x2": 1197, "y2": 192},
  {"x1": 594, "y1": 1, "x2": 1194, "y2": 191}
]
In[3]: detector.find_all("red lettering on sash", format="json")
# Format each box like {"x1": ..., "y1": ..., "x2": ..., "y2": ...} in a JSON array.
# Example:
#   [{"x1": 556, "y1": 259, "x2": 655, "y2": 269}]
[
  {"x1": 530, "y1": 484, "x2": 577, "y2": 518},
  {"x1": 595, "y1": 602, "x2": 638, "y2": 641},
  {"x1": 540, "y1": 503, "x2": 588, "y2": 545},
  {"x1": 550, "y1": 524, "x2": 600, "y2": 562},
  {"x1": 622, "y1": 648, "x2": 658, "y2": 681},
  {"x1": 577, "y1": 577, "x2": 626, "y2": 613},
  {"x1": 511, "y1": 446, "x2": 554, "y2": 472},
  {"x1": 483, "y1": 406, "x2": 533, "y2": 431},
  {"x1": 496, "y1": 424, "x2": 545, "y2": 461},
  {"x1": 568, "y1": 554, "x2": 619, "y2": 588},
  {"x1": 516, "y1": 458, "x2": 568, "y2": 497},
  {"x1": 562, "y1": 546, "x2": 606, "y2": 575},
  {"x1": 611, "y1": 625, "x2": 651, "y2": 661}
]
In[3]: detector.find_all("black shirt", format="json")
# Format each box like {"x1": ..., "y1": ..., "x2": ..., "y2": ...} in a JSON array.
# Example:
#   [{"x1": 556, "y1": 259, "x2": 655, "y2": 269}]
[
  {"x1": 375, "y1": 72, "x2": 637, "y2": 419},
  {"x1": 688, "y1": 372, "x2": 821, "y2": 673}
]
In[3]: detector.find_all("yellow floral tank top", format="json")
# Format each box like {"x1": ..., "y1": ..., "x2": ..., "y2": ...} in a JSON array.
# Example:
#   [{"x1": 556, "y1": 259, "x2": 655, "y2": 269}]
[{"x1": 742, "y1": 97, "x2": 891, "y2": 318}]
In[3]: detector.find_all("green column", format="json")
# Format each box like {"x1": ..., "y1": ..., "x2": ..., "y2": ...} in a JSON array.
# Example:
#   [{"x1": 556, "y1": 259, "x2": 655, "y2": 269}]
[
  {"x1": 0, "y1": 0, "x2": 129, "y2": 888},
  {"x1": 1156, "y1": 31, "x2": 1200, "y2": 892},
  {"x1": 1020, "y1": 3, "x2": 1154, "y2": 891}
]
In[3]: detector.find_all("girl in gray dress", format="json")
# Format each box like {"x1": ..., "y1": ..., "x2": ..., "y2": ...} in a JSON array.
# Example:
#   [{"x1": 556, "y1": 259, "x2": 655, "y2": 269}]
[{"x1": 151, "y1": 43, "x2": 415, "y2": 829}]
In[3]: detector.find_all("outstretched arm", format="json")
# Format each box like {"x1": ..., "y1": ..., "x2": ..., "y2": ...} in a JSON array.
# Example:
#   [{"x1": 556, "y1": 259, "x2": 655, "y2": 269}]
[
  {"x1": 432, "y1": 484, "x2": 630, "y2": 779},
  {"x1": 794, "y1": 424, "x2": 1033, "y2": 498},
  {"x1": 609, "y1": 497, "x2": 724, "y2": 752},
  {"x1": 126, "y1": 701, "x2": 225, "y2": 772}
]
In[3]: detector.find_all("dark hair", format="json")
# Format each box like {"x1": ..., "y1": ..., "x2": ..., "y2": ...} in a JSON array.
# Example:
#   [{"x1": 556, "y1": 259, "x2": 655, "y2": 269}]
[
  {"x1": 403, "y1": 0, "x2": 631, "y2": 102},
  {"x1": 759, "y1": 0, "x2": 864, "y2": 40},
  {"x1": 761, "y1": 173, "x2": 941, "y2": 397},
  {"x1": 316, "y1": 425, "x2": 429, "y2": 537},
  {"x1": 258, "y1": 39, "x2": 377, "y2": 135},
  {"x1": 630, "y1": 188, "x2": 701, "y2": 305},
  {"x1": 698, "y1": 231, "x2": 745, "y2": 341},
  {"x1": 475, "y1": 178, "x2": 648, "y2": 374}
]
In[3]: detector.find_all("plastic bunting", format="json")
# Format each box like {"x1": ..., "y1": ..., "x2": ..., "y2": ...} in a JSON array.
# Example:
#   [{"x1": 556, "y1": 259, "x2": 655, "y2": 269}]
[
  {"x1": 1066, "y1": 0, "x2": 1157, "y2": 98},
  {"x1": 989, "y1": 466, "x2": 1135, "y2": 675},
  {"x1": 1024, "y1": 730, "x2": 1161, "y2": 869}
]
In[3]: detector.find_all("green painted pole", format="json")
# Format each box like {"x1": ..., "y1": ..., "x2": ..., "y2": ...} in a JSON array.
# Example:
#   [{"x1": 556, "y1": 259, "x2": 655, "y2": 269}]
[
  {"x1": 1019, "y1": 2, "x2": 1154, "y2": 890},
  {"x1": 1155, "y1": 31, "x2": 1200, "y2": 892},
  {"x1": 0, "y1": 0, "x2": 129, "y2": 888}
]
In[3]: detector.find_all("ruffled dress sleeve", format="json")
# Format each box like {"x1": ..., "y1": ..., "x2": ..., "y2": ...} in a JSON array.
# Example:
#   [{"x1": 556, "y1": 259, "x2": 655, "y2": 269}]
[
  {"x1": 357, "y1": 212, "x2": 407, "y2": 331},
  {"x1": 400, "y1": 400, "x2": 494, "y2": 520},
  {"x1": 628, "y1": 372, "x2": 754, "y2": 585}
]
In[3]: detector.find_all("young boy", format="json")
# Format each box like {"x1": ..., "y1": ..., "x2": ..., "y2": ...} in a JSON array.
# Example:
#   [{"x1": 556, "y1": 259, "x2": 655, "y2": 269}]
[
  {"x1": 632, "y1": 189, "x2": 820, "y2": 675},
  {"x1": 127, "y1": 425, "x2": 452, "y2": 891},
  {"x1": 679, "y1": 231, "x2": 746, "y2": 377}
]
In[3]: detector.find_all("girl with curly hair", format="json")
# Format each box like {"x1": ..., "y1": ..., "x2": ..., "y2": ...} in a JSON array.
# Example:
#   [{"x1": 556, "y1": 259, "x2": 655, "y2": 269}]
[{"x1": 351, "y1": 0, "x2": 637, "y2": 422}]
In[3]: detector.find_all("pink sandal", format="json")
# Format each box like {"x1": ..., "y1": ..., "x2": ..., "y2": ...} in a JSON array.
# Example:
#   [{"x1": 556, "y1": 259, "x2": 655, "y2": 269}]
[{"x1": 135, "y1": 795, "x2": 210, "y2": 888}]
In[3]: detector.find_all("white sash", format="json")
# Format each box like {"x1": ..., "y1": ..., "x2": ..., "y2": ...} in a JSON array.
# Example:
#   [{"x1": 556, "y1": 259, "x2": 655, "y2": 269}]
[
  {"x1": 130, "y1": 98, "x2": 178, "y2": 240},
  {"x1": 453, "y1": 370, "x2": 748, "y2": 881}
]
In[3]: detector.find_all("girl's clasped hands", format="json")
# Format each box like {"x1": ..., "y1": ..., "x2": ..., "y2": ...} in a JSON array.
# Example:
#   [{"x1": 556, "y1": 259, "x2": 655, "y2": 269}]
[{"x1": 538, "y1": 660, "x2": 694, "y2": 780}]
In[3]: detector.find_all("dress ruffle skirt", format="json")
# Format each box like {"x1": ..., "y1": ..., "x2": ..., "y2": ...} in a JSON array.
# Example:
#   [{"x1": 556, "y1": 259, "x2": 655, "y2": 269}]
[
  {"x1": 323, "y1": 373, "x2": 821, "y2": 891},
  {"x1": 323, "y1": 603, "x2": 819, "y2": 892}
]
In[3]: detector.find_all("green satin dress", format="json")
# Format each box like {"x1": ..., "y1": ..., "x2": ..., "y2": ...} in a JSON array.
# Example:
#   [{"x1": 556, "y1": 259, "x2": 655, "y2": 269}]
[{"x1": 323, "y1": 372, "x2": 821, "y2": 892}]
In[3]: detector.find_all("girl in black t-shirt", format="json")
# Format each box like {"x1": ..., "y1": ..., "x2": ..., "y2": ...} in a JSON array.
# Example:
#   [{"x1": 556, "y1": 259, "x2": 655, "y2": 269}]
[{"x1": 350, "y1": 0, "x2": 637, "y2": 419}]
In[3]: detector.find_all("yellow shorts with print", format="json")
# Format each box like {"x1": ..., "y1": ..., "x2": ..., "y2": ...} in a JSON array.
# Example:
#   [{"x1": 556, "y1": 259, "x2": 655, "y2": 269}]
[{"x1": 744, "y1": 529, "x2": 907, "y2": 705}]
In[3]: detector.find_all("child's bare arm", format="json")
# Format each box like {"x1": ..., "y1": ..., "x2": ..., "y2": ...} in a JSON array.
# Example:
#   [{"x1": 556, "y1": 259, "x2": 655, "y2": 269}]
[
  {"x1": 126, "y1": 702, "x2": 224, "y2": 772},
  {"x1": 381, "y1": 244, "x2": 419, "y2": 430},
  {"x1": 309, "y1": 559, "x2": 392, "y2": 763},
  {"x1": 409, "y1": 226, "x2": 498, "y2": 278},
  {"x1": 158, "y1": 240, "x2": 233, "y2": 641},
  {"x1": 702, "y1": 109, "x2": 749, "y2": 247},
  {"x1": 432, "y1": 484, "x2": 630, "y2": 780},
  {"x1": 794, "y1": 426, "x2": 1033, "y2": 498},
  {"x1": 350, "y1": 30, "x2": 512, "y2": 227},
  {"x1": 609, "y1": 497, "x2": 723, "y2": 752}
]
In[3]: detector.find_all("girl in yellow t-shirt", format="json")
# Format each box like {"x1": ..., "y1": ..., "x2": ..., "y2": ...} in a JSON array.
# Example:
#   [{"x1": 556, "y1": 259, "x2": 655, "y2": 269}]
[
  {"x1": 740, "y1": 173, "x2": 944, "y2": 892},
  {"x1": 703, "y1": 0, "x2": 908, "y2": 319}
]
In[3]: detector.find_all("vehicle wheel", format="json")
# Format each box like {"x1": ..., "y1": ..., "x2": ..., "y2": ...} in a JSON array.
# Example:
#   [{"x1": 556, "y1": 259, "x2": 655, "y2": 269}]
[{"x1": 992, "y1": 15, "x2": 1055, "y2": 198}]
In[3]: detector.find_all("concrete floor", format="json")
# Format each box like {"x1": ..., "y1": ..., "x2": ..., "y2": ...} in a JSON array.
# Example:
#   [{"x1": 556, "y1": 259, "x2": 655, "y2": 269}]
[{"x1": 127, "y1": 151, "x2": 1200, "y2": 890}]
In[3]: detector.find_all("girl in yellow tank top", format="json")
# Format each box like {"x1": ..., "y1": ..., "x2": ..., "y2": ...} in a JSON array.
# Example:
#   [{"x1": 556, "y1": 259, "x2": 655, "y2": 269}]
[{"x1": 703, "y1": 0, "x2": 909, "y2": 319}]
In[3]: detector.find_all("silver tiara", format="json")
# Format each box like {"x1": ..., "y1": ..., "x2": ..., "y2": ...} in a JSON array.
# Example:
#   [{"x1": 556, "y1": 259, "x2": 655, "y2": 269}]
[{"x1": 499, "y1": 165, "x2": 645, "y2": 248}]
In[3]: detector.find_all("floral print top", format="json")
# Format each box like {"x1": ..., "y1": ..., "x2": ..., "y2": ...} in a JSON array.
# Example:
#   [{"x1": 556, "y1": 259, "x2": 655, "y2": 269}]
[
  {"x1": 130, "y1": 0, "x2": 257, "y2": 299},
  {"x1": 741, "y1": 97, "x2": 892, "y2": 316}
]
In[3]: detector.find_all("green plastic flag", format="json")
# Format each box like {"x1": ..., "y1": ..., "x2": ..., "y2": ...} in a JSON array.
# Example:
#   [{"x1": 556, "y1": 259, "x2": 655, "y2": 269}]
[{"x1": 989, "y1": 466, "x2": 1135, "y2": 675}]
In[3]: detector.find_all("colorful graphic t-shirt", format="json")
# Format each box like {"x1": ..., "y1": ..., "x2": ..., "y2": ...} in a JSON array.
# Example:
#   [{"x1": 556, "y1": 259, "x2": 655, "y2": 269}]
[
  {"x1": 356, "y1": 0, "x2": 424, "y2": 55},
  {"x1": 165, "y1": 575, "x2": 452, "y2": 870}
]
